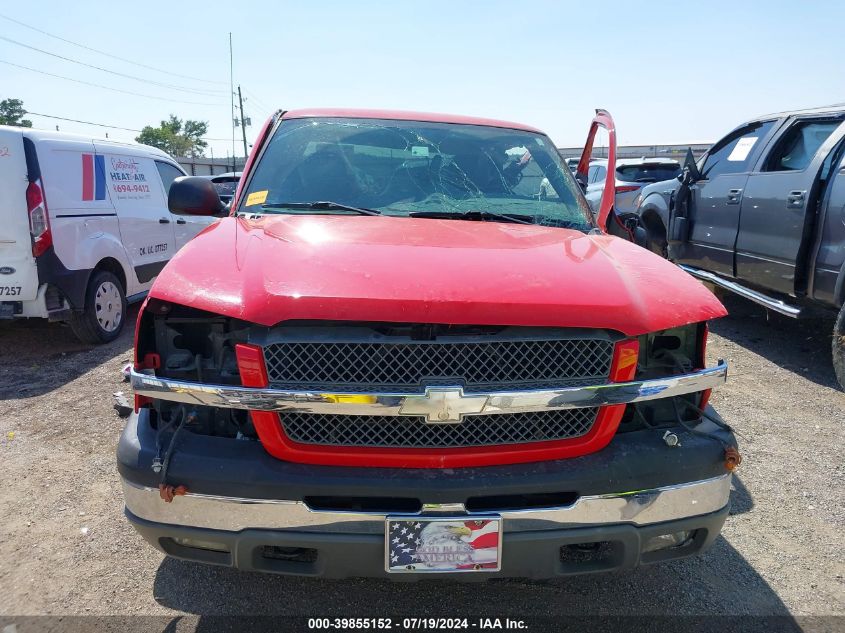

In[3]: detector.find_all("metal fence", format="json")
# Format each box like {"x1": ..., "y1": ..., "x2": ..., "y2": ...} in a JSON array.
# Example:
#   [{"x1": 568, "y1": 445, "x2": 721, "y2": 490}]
[
  {"x1": 558, "y1": 143, "x2": 711, "y2": 161},
  {"x1": 174, "y1": 156, "x2": 247, "y2": 176}
]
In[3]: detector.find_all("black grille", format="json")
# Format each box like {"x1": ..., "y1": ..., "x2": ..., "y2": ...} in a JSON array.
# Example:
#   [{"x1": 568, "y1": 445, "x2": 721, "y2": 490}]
[
  {"x1": 280, "y1": 408, "x2": 598, "y2": 448},
  {"x1": 263, "y1": 338, "x2": 614, "y2": 392}
]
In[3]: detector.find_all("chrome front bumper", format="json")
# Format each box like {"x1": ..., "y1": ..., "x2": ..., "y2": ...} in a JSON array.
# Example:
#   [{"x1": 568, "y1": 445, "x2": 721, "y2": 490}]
[
  {"x1": 122, "y1": 474, "x2": 732, "y2": 534},
  {"x1": 130, "y1": 360, "x2": 727, "y2": 421}
]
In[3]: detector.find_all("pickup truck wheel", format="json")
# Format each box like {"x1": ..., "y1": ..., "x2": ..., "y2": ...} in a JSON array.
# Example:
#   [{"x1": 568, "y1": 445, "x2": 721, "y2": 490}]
[
  {"x1": 834, "y1": 304, "x2": 845, "y2": 391},
  {"x1": 68, "y1": 271, "x2": 127, "y2": 344},
  {"x1": 640, "y1": 215, "x2": 668, "y2": 258},
  {"x1": 647, "y1": 236, "x2": 668, "y2": 258}
]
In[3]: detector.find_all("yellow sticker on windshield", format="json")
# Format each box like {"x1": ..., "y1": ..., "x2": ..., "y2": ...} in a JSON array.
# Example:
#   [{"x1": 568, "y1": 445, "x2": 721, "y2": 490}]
[{"x1": 245, "y1": 190, "x2": 268, "y2": 206}]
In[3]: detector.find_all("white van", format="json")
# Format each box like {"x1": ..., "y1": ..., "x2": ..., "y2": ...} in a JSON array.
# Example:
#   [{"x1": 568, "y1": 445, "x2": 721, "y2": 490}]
[{"x1": 0, "y1": 126, "x2": 218, "y2": 343}]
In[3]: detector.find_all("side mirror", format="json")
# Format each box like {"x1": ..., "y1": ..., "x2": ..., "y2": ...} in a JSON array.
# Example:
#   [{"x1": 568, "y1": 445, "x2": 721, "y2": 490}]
[
  {"x1": 574, "y1": 173, "x2": 588, "y2": 193},
  {"x1": 169, "y1": 177, "x2": 225, "y2": 216},
  {"x1": 682, "y1": 147, "x2": 702, "y2": 183}
]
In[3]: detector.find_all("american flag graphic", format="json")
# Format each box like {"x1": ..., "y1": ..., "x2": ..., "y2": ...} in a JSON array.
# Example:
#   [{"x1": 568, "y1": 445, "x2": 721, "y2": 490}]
[{"x1": 387, "y1": 519, "x2": 500, "y2": 571}]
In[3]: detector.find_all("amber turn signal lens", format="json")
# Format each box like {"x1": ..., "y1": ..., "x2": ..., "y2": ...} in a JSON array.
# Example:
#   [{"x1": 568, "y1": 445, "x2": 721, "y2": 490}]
[{"x1": 724, "y1": 446, "x2": 742, "y2": 471}]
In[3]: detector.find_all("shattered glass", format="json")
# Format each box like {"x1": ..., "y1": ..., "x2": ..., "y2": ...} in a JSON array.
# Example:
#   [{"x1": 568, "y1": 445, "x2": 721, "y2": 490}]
[{"x1": 240, "y1": 117, "x2": 595, "y2": 231}]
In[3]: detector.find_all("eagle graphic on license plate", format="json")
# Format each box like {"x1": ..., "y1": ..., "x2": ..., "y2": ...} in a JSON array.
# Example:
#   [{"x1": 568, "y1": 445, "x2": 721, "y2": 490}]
[{"x1": 386, "y1": 517, "x2": 501, "y2": 573}]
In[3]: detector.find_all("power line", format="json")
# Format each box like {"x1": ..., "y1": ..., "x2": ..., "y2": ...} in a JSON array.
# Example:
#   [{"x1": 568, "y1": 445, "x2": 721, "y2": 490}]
[
  {"x1": 242, "y1": 87, "x2": 273, "y2": 113},
  {"x1": 26, "y1": 111, "x2": 238, "y2": 142},
  {"x1": 0, "y1": 12, "x2": 227, "y2": 86},
  {"x1": 0, "y1": 35, "x2": 227, "y2": 98},
  {"x1": 0, "y1": 59, "x2": 223, "y2": 106},
  {"x1": 28, "y1": 111, "x2": 141, "y2": 132}
]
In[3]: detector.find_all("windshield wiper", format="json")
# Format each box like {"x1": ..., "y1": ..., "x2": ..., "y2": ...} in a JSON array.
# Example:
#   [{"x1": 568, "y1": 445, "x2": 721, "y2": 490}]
[
  {"x1": 408, "y1": 210, "x2": 535, "y2": 225},
  {"x1": 260, "y1": 201, "x2": 381, "y2": 215}
]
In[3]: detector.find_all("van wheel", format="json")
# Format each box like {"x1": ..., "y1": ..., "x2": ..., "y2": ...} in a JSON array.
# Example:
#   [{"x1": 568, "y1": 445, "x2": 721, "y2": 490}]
[
  {"x1": 69, "y1": 271, "x2": 127, "y2": 344},
  {"x1": 834, "y1": 304, "x2": 845, "y2": 391}
]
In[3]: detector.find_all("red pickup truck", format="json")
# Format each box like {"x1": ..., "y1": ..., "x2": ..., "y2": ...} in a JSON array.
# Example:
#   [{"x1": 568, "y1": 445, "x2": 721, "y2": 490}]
[{"x1": 120, "y1": 108, "x2": 737, "y2": 579}]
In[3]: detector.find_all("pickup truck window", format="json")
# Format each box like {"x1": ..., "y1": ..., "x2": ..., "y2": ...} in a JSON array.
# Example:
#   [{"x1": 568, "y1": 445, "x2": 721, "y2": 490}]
[
  {"x1": 762, "y1": 119, "x2": 842, "y2": 172},
  {"x1": 617, "y1": 163, "x2": 681, "y2": 183},
  {"x1": 241, "y1": 117, "x2": 595, "y2": 231},
  {"x1": 702, "y1": 121, "x2": 775, "y2": 179}
]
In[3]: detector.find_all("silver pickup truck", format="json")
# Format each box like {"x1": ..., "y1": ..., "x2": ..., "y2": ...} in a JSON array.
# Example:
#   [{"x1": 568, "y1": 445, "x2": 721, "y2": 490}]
[{"x1": 634, "y1": 105, "x2": 845, "y2": 389}]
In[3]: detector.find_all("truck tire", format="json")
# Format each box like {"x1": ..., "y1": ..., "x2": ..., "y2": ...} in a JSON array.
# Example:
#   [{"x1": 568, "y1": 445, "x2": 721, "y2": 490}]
[
  {"x1": 834, "y1": 304, "x2": 845, "y2": 391},
  {"x1": 68, "y1": 270, "x2": 127, "y2": 344},
  {"x1": 646, "y1": 233, "x2": 668, "y2": 258},
  {"x1": 640, "y1": 213, "x2": 669, "y2": 258}
]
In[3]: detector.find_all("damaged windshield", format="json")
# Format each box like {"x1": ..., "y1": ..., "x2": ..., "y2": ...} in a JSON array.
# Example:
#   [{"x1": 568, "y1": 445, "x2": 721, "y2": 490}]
[{"x1": 238, "y1": 117, "x2": 595, "y2": 231}]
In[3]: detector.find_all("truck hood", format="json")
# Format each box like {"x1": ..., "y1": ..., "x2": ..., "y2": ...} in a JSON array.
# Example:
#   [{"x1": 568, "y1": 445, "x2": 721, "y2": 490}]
[{"x1": 150, "y1": 215, "x2": 726, "y2": 336}]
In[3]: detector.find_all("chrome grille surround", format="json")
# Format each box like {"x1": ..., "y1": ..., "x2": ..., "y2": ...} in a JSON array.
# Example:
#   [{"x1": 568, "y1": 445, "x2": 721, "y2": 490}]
[
  {"x1": 262, "y1": 336, "x2": 615, "y2": 393},
  {"x1": 280, "y1": 408, "x2": 599, "y2": 448}
]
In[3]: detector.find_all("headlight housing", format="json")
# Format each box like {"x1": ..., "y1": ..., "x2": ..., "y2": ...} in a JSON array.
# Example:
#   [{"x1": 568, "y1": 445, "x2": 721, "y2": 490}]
[{"x1": 617, "y1": 322, "x2": 709, "y2": 432}]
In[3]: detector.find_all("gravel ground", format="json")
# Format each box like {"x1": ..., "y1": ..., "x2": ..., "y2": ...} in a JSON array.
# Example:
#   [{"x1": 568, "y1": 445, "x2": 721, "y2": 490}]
[{"x1": 0, "y1": 295, "x2": 843, "y2": 620}]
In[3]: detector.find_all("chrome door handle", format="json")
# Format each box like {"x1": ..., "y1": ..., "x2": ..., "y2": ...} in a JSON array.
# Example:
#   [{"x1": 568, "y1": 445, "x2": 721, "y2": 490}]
[
  {"x1": 726, "y1": 189, "x2": 743, "y2": 205},
  {"x1": 786, "y1": 190, "x2": 805, "y2": 209}
]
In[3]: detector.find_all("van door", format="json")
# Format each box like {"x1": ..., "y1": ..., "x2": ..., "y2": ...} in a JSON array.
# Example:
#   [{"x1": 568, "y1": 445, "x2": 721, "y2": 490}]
[
  {"x1": 680, "y1": 120, "x2": 777, "y2": 277},
  {"x1": 94, "y1": 145, "x2": 175, "y2": 288},
  {"x1": 0, "y1": 127, "x2": 39, "y2": 308},
  {"x1": 735, "y1": 116, "x2": 845, "y2": 295},
  {"x1": 153, "y1": 160, "x2": 214, "y2": 249}
]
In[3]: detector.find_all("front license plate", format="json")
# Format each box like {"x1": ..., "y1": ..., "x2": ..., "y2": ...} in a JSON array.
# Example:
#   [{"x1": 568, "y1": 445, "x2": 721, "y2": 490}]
[{"x1": 385, "y1": 516, "x2": 502, "y2": 573}]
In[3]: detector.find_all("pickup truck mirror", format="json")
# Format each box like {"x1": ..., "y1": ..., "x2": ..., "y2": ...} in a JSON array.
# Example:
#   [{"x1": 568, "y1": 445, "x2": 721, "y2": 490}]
[
  {"x1": 169, "y1": 177, "x2": 226, "y2": 216},
  {"x1": 682, "y1": 147, "x2": 703, "y2": 183},
  {"x1": 574, "y1": 173, "x2": 588, "y2": 193}
]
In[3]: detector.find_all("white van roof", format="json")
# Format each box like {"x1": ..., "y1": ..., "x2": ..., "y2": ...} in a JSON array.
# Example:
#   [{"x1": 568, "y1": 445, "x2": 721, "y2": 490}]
[{"x1": 0, "y1": 125, "x2": 174, "y2": 161}]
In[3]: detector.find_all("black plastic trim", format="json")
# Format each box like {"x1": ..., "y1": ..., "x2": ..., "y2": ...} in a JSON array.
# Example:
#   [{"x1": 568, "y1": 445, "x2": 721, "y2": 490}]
[
  {"x1": 22, "y1": 136, "x2": 41, "y2": 182},
  {"x1": 118, "y1": 407, "x2": 736, "y2": 502},
  {"x1": 125, "y1": 506, "x2": 729, "y2": 579},
  {"x1": 134, "y1": 261, "x2": 167, "y2": 284},
  {"x1": 33, "y1": 246, "x2": 91, "y2": 310}
]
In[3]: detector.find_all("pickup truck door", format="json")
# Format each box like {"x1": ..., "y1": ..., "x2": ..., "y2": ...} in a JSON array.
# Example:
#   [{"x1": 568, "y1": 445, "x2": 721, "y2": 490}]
[
  {"x1": 735, "y1": 116, "x2": 845, "y2": 296},
  {"x1": 680, "y1": 120, "x2": 778, "y2": 277},
  {"x1": 810, "y1": 147, "x2": 845, "y2": 304}
]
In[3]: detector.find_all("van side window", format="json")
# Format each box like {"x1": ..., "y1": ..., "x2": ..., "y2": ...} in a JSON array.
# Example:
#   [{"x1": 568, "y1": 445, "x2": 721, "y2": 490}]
[
  {"x1": 589, "y1": 165, "x2": 606, "y2": 183},
  {"x1": 155, "y1": 162, "x2": 186, "y2": 196},
  {"x1": 702, "y1": 121, "x2": 775, "y2": 179},
  {"x1": 762, "y1": 119, "x2": 843, "y2": 172}
]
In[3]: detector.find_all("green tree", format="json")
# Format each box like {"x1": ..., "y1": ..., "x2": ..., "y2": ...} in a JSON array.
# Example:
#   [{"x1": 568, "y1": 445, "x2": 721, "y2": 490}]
[
  {"x1": 0, "y1": 98, "x2": 33, "y2": 127},
  {"x1": 136, "y1": 115, "x2": 208, "y2": 158}
]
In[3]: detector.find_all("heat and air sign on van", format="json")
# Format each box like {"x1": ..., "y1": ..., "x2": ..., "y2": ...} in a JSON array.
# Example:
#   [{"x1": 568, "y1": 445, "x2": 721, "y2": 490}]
[
  {"x1": 106, "y1": 156, "x2": 153, "y2": 201},
  {"x1": 81, "y1": 154, "x2": 107, "y2": 201}
]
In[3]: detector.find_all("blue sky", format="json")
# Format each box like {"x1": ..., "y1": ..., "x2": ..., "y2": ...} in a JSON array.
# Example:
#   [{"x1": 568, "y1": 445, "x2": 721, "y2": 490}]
[{"x1": 2, "y1": 0, "x2": 843, "y2": 157}]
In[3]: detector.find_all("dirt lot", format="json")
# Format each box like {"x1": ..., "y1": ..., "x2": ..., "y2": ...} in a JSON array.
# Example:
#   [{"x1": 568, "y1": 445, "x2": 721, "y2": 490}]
[{"x1": 0, "y1": 295, "x2": 843, "y2": 621}]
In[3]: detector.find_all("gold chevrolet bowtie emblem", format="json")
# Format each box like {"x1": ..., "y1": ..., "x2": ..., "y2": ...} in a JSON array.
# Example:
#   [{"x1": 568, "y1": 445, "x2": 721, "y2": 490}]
[{"x1": 398, "y1": 387, "x2": 489, "y2": 424}]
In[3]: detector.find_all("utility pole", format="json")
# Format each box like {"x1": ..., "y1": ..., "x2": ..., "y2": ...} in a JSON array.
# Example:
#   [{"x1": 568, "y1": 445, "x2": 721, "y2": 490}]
[{"x1": 237, "y1": 85, "x2": 248, "y2": 162}]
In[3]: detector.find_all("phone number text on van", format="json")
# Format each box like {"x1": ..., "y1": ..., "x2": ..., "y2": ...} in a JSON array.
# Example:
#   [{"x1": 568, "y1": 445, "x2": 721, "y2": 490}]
[{"x1": 114, "y1": 184, "x2": 151, "y2": 193}]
